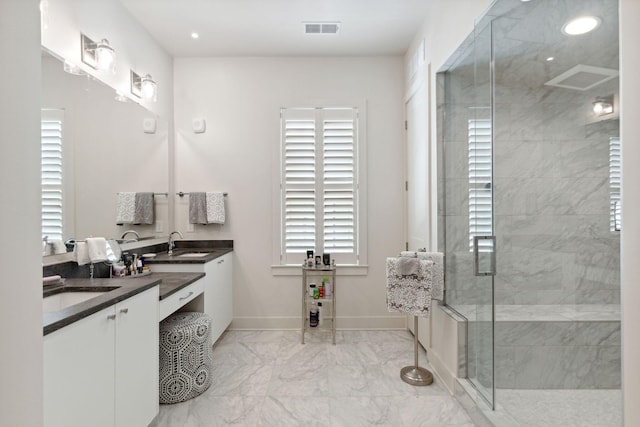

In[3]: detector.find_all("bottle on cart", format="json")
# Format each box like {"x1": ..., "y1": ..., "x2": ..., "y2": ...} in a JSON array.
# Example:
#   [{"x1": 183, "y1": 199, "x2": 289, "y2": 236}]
[
  {"x1": 310, "y1": 302, "x2": 319, "y2": 327},
  {"x1": 317, "y1": 302, "x2": 324, "y2": 327},
  {"x1": 323, "y1": 277, "x2": 332, "y2": 298}
]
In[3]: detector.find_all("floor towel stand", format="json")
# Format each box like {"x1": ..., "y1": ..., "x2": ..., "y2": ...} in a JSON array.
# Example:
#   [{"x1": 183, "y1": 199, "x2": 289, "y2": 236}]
[{"x1": 401, "y1": 315, "x2": 433, "y2": 386}]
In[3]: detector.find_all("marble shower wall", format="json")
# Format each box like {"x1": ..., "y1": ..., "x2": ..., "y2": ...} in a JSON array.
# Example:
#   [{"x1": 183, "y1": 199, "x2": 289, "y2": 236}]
[{"x1": 441, "y1": 0, "x2": 620, "y2": 307}]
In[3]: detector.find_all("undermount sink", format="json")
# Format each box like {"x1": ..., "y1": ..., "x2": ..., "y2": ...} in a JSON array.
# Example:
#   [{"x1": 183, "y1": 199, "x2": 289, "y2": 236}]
[
  {"x1": 177, "y1": 252, "x2": 210, "y2": 258},
  {"x1": 43, "y1": 291, "x2": 107, "y2": 313}
]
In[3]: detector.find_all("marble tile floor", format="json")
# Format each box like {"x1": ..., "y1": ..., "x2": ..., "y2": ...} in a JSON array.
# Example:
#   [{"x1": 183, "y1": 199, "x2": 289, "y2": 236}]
[{"x1": 150, "y1": 330, "x2": 476, "y2": 427}]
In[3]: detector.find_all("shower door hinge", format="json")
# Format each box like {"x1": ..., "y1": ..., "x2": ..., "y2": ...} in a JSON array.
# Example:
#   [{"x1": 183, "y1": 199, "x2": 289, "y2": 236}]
[
  {"x1": 405, "y1": 181, "x2": 408, "y2": 191},
  {"x1": 404, "y1": 120, "x2": 408, "y2": 130},
  {"x1": 406, "y1": 242, "x2": 409, "y2": 251}
]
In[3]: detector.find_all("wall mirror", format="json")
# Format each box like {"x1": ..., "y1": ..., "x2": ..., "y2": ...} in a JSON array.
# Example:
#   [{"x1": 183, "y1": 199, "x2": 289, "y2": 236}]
[{"x1": 41, "y1": 49, "x2": 169, "y2": 258}]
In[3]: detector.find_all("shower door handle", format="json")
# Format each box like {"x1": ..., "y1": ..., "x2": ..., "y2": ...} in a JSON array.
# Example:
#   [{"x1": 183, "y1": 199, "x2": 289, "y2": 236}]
[{"x1": 473, "y1": 236, "x2": 496, "y2": 276}]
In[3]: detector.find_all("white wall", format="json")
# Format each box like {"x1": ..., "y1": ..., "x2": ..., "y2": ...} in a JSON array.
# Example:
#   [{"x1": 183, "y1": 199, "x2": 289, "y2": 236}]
[
  {"x1": 0, "y1": 1, "x2": 43, "y2": 425},
  {"x1": 620, "y1": 1, "x2": 640, "y2": 425},
  {"x1": 173, "y1": 57, "x2": 407, "y2": 329}
]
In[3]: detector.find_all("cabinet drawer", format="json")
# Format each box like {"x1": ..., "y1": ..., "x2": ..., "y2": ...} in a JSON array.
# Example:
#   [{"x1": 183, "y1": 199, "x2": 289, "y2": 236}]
[{"x1": 159, "y1": 279, "x2": 204, "y2": 321}]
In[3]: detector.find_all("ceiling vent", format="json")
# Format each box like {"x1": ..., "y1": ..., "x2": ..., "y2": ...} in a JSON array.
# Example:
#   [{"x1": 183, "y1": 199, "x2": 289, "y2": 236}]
[
  {"x1": 304, "y1": 22, "x2": 340, "y2": 35},
  {"x1": 544, "y1": 65, "x2": 619, "y2": 91}
]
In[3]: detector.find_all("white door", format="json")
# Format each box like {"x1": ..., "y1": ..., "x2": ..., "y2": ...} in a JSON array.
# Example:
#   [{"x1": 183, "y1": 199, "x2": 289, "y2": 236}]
[
  {"x1": 405, "y1": 76, "x2": 430, "y2": 345},
  {"x1": 406, "y1": 81, "x2": 430, "y2": 252}
]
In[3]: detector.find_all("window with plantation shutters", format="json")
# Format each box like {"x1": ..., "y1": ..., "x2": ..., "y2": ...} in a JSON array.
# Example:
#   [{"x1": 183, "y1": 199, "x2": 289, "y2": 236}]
[
  {"x1": 610, "y1": 136, "x2": 621, "y2": 232},
  {"x1": 41, "y1": 117, "x2": 64, "y2": 241},
  {"x1": 281, "y1": 107, "x2": 359, "y2": 265},
  {"x1": 468, "y1": 119, "x2": 493, "y2": 251}
]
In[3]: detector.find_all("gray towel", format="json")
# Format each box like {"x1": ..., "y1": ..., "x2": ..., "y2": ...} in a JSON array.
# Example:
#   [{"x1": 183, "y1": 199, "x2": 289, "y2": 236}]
[
  {"x1": 397, "y1": 256, "x2": 419, "y2": 276},
  {"x1": 189, "y1": 192, "x2": 208, "y2": 225},
  {"x1": 400, "y1": 251, "x2": 444, "y2": 301},
  {"x1": 134, "y1": 192, "x2": 155, "y2": 224}
]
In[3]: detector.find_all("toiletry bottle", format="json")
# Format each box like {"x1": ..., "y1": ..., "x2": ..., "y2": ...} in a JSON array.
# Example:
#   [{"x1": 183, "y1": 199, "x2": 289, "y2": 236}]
[
  {"x1": 317, "y1": 302, "x2": 324, "y2": 327},
  {"x1": 323, "y1": 277, "x2": 332, "y2": 298},
  {"x1": 319, "y1": 283, "x2": 324, "y2": 298},
  {"x1": 309, "y1": 284, "x2": 316, "y2": 297},
  {"x1": 310, "y1": 302, "x2": 319, "y2": 327},
  {"x1": 313, "y1": 286, "x2": 319, "y2": 299}
]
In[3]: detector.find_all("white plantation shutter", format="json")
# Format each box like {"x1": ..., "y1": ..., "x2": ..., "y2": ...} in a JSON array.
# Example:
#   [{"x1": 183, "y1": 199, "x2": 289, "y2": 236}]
[
  {"x1": 283, "y1": 115, "x2": 316, "y2": 256},
  {"x1": 323, "y1": 110, "x2": 357, "y2": 259},
  {"x1": 468, "y1": 119, "x2": 493, "y2": 251},
  {"x1": 281, "y1": 107, "x2": 359, "y2": 264},
  {"x1": 610, "y1": 136, "x2": 621, "y2": 231},
  {"x1": 42, "y1": 118, "x2": 64, "y2": 241}
]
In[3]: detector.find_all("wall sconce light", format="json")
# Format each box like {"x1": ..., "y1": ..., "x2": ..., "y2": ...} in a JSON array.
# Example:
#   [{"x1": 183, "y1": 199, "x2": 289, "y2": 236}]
[
  {"x1": 130, "y1": 70, "x2": 157, "y2": 102},
  {"x1": 593, "y1": 96, "x2": 614, "y2": 116},
  {"x1": 81, "y1": 34, "x2": 116, "y2": 72}
]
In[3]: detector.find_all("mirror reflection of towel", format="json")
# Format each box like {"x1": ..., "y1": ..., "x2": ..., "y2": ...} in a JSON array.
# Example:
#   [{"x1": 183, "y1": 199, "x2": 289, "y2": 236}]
[
  {"x1": 116, "y1": 192, "x2": 135, "y2": 225},
  {"x1": 134, "y1": 192, "x2": 155, "y2": 225}
]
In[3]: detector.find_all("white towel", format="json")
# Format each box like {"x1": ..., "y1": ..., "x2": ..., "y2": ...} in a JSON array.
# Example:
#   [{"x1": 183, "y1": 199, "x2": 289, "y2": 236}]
[
  {"x1": 386, "y1": 257, "x2": 434, "y2": 317},
  {"x1": 116, "y1": 192, "x2": 136, "y2": 225},
  {"x1": 86, "y1": 237, "x2": 108, "y2": 263},
  {"x1": 206, "y1": 192, "x2": 225, "y2": 224},
  {"x1": 45, "y1": 239, "x2": 67, "y2": 255},
  {"x1": 73, "y1": 242, "x2": 91, "y2": 266},
  {"x1": 400, "y1": 251, "x2": 444, "y2": 301}
]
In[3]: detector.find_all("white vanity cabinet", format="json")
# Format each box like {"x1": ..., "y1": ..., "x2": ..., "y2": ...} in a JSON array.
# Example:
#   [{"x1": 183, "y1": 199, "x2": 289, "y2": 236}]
[
  {"x1": 44, "y1": 286, "x2": 159, "y2": 427},
  {"x1": 151, "y1": 251, "x2": 233, "y2": 343}
]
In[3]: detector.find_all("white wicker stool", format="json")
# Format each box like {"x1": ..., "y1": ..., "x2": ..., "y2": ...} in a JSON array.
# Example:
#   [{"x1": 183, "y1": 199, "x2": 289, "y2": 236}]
[{"x1": 159, "y1": 312, "x2": 213, "y2": 403}]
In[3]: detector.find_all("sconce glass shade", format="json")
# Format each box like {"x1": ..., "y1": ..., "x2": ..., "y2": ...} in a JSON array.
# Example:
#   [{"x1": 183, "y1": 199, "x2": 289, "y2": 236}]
[
  {"x1": 141, "y1": 74, "x2": 157, "y2": 101},
  {"x1": 131, "y1": 70, "x2": 157, "y2": 102},
  {"x1": 95, "y1": 39, "x2": 115, "y2": 71},
  {"x1": 81, "y1": 34, "x2": 116, "y2": 73},
  {"x1": 593, "y1": 97, "x2": 614, "y2": 116}
]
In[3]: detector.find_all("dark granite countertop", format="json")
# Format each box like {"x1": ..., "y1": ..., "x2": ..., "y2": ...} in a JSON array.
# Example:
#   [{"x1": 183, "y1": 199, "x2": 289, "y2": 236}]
[
  {"x1": 43, "y1": 272, "x2": 205, "y2": 336},
  {"x1": 144, "y1": 240, "x2": 233, "y2": 264}
]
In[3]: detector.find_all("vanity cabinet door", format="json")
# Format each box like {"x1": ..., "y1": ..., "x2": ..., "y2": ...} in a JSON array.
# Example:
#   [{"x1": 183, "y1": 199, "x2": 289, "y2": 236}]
[
  {"x1": 203, "y1": 252, "x2": 233, "y2": 343},
  {"x1": 44, "y1": 306, "x2": 116, "y2": 427},
  {"x1": 115, "y1": 286, "x2": 159, "y2": 427}
]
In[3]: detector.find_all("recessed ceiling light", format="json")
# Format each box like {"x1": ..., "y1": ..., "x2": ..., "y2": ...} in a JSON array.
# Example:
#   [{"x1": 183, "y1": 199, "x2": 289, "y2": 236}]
[
  {"x1": 546, "y1": 56, "x2": 555, "y2": 62},
  {"x1": 191, "y1": 32, "x2": 199, "y2": 39},
  {"x1": 562, "y1": 16, "x2": 601, "y2": 35}
]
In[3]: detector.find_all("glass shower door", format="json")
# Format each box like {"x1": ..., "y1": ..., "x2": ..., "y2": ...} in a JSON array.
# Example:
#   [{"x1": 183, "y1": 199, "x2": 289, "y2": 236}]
[{"x1": 440, "y1": 14, "x2": 495, "y2": 409}]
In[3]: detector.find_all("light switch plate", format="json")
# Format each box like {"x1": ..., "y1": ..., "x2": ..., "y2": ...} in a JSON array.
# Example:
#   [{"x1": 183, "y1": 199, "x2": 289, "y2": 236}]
[
  {"x1": 155, "y1": 220, "x2": 163, "y2": 233},
  {"x1": 187, "y1": 222, "x2": 195, "y2": 232}
]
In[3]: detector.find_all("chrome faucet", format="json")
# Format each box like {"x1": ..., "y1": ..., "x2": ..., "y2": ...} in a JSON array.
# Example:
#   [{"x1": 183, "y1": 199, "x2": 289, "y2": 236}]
[
  {"x1": 120, "y1": 230, "x2": 140, "y2": 241},
  {"x1": 168, "y1": 231, "x2": 184, "y2": 256}
]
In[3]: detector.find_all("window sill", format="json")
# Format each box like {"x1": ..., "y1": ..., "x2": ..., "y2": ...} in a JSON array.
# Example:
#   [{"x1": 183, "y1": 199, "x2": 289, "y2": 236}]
[{"x1": 271, "y1": 264, "x2": 368, "y2": 276}]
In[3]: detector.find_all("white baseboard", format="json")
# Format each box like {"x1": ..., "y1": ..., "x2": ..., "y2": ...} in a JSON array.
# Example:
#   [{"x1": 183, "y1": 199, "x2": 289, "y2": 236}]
[{"x1": 230, "y1": 315, "x2": 407, "y2": 330}]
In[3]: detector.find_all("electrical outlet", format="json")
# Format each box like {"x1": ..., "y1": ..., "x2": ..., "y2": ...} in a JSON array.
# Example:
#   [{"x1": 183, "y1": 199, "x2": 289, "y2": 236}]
[
  {"x1": 187, "y1": 222, "x2": 194, "y2": 232},
  {"x1": 155, "y1": 220, "x2": 164, "y2": 233}
]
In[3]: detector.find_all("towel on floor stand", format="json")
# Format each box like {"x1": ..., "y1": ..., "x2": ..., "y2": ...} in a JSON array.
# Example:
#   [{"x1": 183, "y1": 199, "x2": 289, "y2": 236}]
[
  {"x1": 386, "y1": 253, "x2": 444, "y2": 387},
  {"x1": 386, "y1": 257, "x2": 434, "y2": 316}
]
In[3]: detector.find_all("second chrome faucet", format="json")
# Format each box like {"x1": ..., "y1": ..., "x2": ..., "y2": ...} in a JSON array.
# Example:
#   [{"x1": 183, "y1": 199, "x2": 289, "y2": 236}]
[{"x1": 168, "y1": 231, "x2": 184, "y2": 256}]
